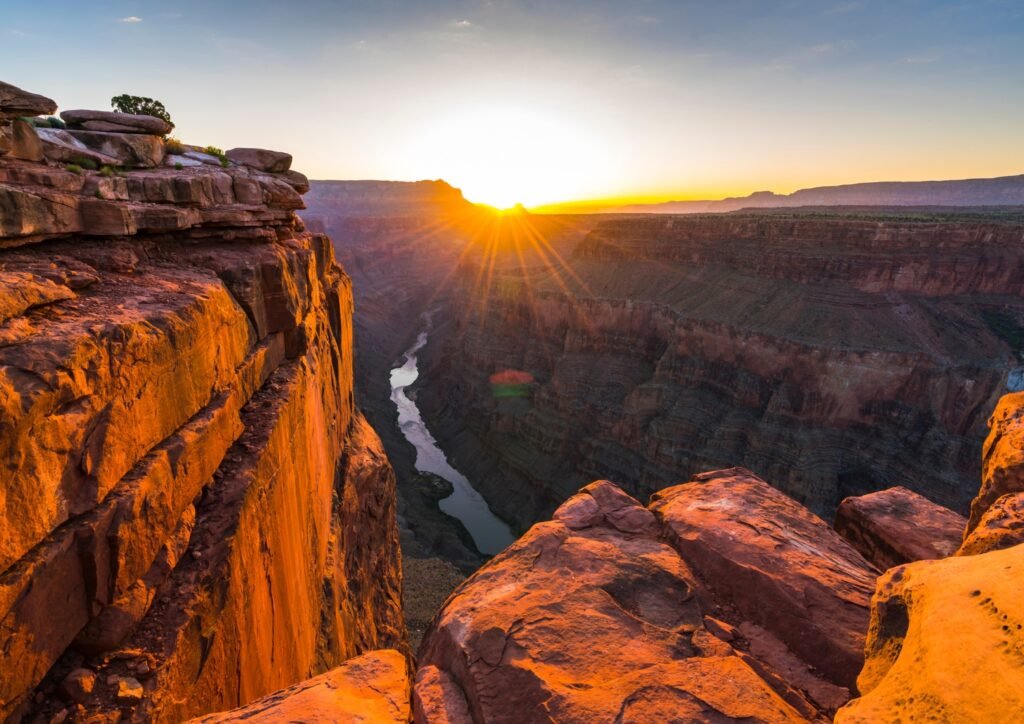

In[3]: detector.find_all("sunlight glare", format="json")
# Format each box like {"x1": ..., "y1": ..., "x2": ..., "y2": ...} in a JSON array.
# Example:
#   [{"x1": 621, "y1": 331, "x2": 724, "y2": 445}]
[{"x1": 408, "y1": 105, "x2": 613, "y2": 209}]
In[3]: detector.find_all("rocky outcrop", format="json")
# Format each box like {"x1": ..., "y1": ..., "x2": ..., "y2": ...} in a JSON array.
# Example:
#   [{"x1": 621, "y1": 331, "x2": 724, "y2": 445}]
[
  {"x1": 0, "y1": 82, "x2": 405, "y2": 722},
  {"x1": 834, "y1": 486, "x2": 966, "y2": 570},
  {"x1": 959, "y1": 492, "x2": 1024, "y2": 555},
  {"x1": 226, "y1": 147, "x2": 292, "y2": 173},
  {"x1": 835, "y1": 543, "x2": 1024, "y2": 722},
  {"x1": 61, "y1": 109, "x2": 174, "y2": 136},
  {"x1": 416, "y1": 470, "x2": 876, "y2": 721},
  {"x1": 190, "y1": 649, "x2": 411, "y2": 723},
  {"x1": 966, "y1": 391, "x2": 1024, "y2": 533},
  {"x1": 418, "y1": 212, "x2": 1022, "y2": 531}
]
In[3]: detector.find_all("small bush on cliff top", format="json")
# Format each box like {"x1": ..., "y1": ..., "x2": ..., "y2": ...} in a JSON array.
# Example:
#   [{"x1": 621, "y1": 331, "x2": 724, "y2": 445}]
[
  {"x1": 111, "y1": 94, "x2": 174, "y2": 129},
  {"x1": 203, "y1": 145, "x2": 224, "y2": 157},
  {"x1": 99, "y1": 165, "x2": 116, "y2": 178},
  {"x1": 174, "y1": 162, "x2": 184, "y2": 170},
  {"x1": 164, "y1": 137, "x2": 185, "y2": 154},
  {"x1": 66, "y1": 164, "x2": 82, "y2": 174}
]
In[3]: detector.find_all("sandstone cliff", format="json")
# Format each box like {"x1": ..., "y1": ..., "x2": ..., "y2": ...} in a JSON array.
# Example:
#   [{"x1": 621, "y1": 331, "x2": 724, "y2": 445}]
[
  {"x1": 0, "y1": 82, "x2": 404, "y2": 722},
  {"x1": 418, "y1": 212, "x2": 1023, "y2": 531}
]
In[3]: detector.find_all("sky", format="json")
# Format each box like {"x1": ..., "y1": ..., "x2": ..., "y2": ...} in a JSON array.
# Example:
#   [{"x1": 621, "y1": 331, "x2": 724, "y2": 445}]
[{"x1": 2, "y1": 0, "x2": 1023, "y2": 208}]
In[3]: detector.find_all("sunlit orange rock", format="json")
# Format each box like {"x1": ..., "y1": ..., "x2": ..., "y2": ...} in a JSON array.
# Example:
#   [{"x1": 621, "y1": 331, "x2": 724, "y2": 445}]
[
  {"x1": 415, "y1": 474, "x2": 881, "y2": 722},
  {"x1": 836, "y1": 543, "x2": 1024, "y2": 722},
  {"x1": 190, "y1": 649, "x2": 411, "y2": 723},
  {"x1": 650, "y1": 469, "x2": 876, "y2": 693},
  {"x1": 959, "y1": 492, "x2": 1024, "y2": 555},
  {"x1": 834, "y1": 486, "x2": 965, "y2": 570},
  {"x1": 0, "y1": 80, "x2": 405, "y2": 722},
  {"x1": 966, "y1": 391, "x2": 1024, "y2": 534}
]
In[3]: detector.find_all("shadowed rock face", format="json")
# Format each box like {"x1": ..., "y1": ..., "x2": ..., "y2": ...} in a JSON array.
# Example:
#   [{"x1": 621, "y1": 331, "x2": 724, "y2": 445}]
[
  {"x1": 834, "y1": 486, "x2": 966, "y2": 570},
  {"x1": 416, "y1": 470, "x2": 876, "y2": 722},
  {"x1": 418, "y1": 213, "x2": 1023, "y2": 531},
  {"x1": 0, "y1": 83, "x2": 405, "y2": 722}
]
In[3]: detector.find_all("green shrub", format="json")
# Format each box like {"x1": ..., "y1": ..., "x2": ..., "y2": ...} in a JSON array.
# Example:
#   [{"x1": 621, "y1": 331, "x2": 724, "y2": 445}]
[
  {"x1": 111, "y1": 94, "x2": 174, "y2": 129},
  {"x1": 174, "y1": 162, "x2": 184, "y2": 170},
  {"x1": 203, "y1": 145, "x2": 224, "y2": 157},
  {"x1": 164, "y1": 136, "x2": 185, "y2": 155},
  {"x1": 66, "y1": 164, "x2": 82, "y2": 174},
  {"x1": 47, "y1": 117, "x2": 66, "y2": 129},
  {"x1": 99, "y1": 166, "x2": 115, "y2": 178},
  {"x1": 219, "y1": 156, "x2": 230, "y2": 168},
  {"x1": 70, "y1": 157, "x2": 99, "y2": 171}
]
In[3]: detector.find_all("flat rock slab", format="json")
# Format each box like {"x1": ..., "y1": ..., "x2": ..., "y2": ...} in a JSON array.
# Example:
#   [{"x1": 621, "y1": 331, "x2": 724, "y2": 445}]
[
  {"x1": 61, "y1": 109, "x2": 172, "y2": 136},
  {"x1": 189, "y1": 650, "x2": 411, "y2": 723},
  {"x1": 835, "y1": 486, "x2": 966, "y2": 570},
  {"x1": 650, "y1": 468, "x2": 877, "y2": 691},
  {"x1": 0, "y1": 81, "x2": 56, "y2": 118},
  {"x1": 226, "y1": 147, "x2": 291, "y2": 173}
]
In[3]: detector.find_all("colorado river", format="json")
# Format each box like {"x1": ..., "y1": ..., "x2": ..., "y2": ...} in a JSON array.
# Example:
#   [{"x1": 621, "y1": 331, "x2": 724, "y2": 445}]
[{"x1": 389, "y1": 318, "x2": 515, "y2": 555}]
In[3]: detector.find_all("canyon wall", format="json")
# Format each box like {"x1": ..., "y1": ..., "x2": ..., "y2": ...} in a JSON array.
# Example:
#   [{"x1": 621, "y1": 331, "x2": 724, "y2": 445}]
[
  {"x1": 0, "y1": 84, "x2": 404, "y2": 722},
  {"x1": 419, "y1": 213, "x2": 1024, "y2": 530}
]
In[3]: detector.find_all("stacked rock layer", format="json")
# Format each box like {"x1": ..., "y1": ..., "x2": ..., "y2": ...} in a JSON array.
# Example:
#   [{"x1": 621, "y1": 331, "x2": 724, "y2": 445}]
[{"x1": 0, "y1": 81, "x2": 403, "y2": 722}]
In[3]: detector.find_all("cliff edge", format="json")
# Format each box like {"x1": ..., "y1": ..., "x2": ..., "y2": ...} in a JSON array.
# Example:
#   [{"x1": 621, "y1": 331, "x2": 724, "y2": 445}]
[{"x1": 0, "y1": 81, "x2": 405, "y2": 722}]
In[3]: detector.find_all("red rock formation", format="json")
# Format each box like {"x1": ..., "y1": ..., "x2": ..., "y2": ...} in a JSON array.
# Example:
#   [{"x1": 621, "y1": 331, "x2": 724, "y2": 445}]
[
  {"x1": 835, "y1": 544, "x2": 1024, "y2": 722},
  {"x1": 959, "y1": 492, "x2": 1024, "y2": 555},
  {"x1": 0, "y1": 82, "x2": 405, "y2": 722},
  {"x1": 966, "y1": 391, "x2": 1024, "y2": 533},
  {"x1": 415, "y1": 471, "x2": 877, "y2": 722},
  {"x1": 834, "y1": 486, "x2": 966, "y2": 570},
  {"x1": 650, "y1": 469, "x2": 875, "y2": 692},
  {"x1": 189, "y1": 649, "x2": 411, "y2": 723}
]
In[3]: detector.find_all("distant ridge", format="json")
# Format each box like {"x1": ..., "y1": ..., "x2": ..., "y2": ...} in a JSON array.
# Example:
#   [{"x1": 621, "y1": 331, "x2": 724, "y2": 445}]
[{"x1": 615, "y1": 173, "x2": 1024, "y2": 214}]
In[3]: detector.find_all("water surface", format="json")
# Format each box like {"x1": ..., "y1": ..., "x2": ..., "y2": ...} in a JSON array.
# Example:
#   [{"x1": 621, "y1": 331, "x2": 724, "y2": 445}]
[{"x1": 389, "y1": 319, "x2": 515, "y2": 555}]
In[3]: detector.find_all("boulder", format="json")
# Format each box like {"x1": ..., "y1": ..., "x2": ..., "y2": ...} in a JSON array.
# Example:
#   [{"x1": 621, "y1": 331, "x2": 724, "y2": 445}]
[
  {"x1": 59, "y1": 669, "x2": 96, "y2": 704},
  {"x1": 189, "y1": 650, "x2": 411, "y2": 723},
  {"x1": 8, "y1": 119, "x2": 43, "y2": 162},
  {"x1": 226, "y1": 147, "x2": 291, "y2": 173},
  {"x1": 958, "y1": 492, "x2": 1024, "y2": 555},
  {"x1": 836, "y1": 543, "x2": 1024, "y2": 722},
  {"x1": 834, "y1": 486, "x2": 965, "y2": 570},
  {"x1": 277, "y1": 169, "x2": 310, "y2": 194},
  {"x1": 65, "y1": 130, "x2": 165, "y2": 168},
  {"x1": 649, "y1": 468, "x2": 876, "y2": 691},
  {"x1": 35, "y1": 127, "x2": 122, "y2": 167},
  {"x1": 415, "y1": 479, "x2": 831, "y2": 722},
  {"x1": 60, "y1": 109, "x2": 173, "y2": 136},
  {"x1": 0, "y1": 81, "x2": 56, "y2": 118}
]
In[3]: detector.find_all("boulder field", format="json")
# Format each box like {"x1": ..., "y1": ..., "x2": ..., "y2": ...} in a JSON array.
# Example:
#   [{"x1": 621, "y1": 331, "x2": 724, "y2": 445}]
[{"x1": 3, "y1": 79, "x2": 1024, "y2": 722}]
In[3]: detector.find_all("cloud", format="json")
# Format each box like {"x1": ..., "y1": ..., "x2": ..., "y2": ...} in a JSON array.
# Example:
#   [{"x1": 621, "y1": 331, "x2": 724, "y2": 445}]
[
  {"x1": 7, "y1": 29, "x2": 31, "y2": 37},
  {"x1": 118, "y1": 16, "x2": 143, "y2": 23},
  {"x1": 453, "y1": 19, "x2": 473, "y2": 28},
  {"x1": 905, "y1": 55, "x2": 939, "y2": 64}
]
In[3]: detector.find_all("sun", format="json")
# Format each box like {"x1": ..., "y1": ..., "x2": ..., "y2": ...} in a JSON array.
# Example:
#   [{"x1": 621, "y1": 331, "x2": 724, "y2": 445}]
[{"x1": 406, "y1": 105, "x2": 614, "y2": 209}]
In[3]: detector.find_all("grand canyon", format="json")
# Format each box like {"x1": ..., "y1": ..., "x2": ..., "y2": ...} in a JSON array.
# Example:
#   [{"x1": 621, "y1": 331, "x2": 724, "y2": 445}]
[{"x1": 1, "y1": 2, "x2": 1023, "y2": 721}]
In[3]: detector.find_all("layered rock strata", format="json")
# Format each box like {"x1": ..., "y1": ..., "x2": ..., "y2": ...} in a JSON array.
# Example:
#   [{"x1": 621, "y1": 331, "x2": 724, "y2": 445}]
[
  {"x1": 415, "y1": 469, "x2": 876, "y2": 722},
  {"x1": 0, "y1": 83, "x2": 405, "y2": 722},
  {"x1": 834, "y1": 486, "x2": 966, "y2": 570},
  {"x1": 418, "y1": 213, "x2": 1024, "y2": 530}
]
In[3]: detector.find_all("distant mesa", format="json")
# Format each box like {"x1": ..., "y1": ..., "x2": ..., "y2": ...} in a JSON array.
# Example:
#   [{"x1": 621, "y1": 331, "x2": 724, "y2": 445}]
[{"x1": 614, "y1": 174, "x2": 1024, "y2": 213}]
